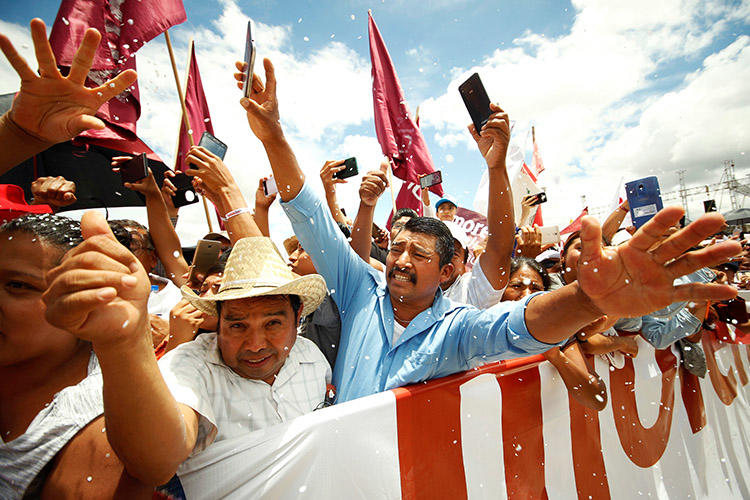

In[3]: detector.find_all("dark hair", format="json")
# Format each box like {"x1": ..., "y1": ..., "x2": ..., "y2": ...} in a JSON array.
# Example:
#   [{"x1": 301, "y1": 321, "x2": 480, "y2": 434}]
[
  {"x1": 391, "y1": 208, "x2": 418, "y2": 228},
  {"x1": 0, "y1": 213, "x2": 82, "y2": 260},
  {"x1": 401, "y1": 217, "x2": 455, "y2": 268},
  {"x1": 107, "y1": 221, "x2": 133, "y2": 249},
  {"x1": 336, "y1": 222, "x2": 352, "y2": 239},
  {"x1": 510, "y1": 257, "x2": 551, "y2": 291},
  {"x1": 110, "y1": 219, "x2": 154, "y2": 252}
]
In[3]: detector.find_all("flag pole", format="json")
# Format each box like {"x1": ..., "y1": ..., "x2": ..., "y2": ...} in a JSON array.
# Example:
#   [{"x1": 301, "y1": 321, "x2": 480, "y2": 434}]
[
  {"x1": 387, "y1": 158, "x2": 397, "y2": 214},
  {"x1": 164, "y1": 30, "x2": 214, "y2": 232},
  {"x1": 171, "y1": 38, "x2": 193, "y2": 168}
]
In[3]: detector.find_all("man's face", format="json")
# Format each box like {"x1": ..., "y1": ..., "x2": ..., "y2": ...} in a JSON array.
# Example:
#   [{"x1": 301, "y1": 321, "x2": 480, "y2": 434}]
[
  {"x1": 288, "y1": 243, "x2": 317, "y2": 276},
  {"x1": 390, "y1": 216, "x2": 411, "y2": 242},
  {"x1": 218, "y1": 295, "x2": 300, "y2": 384},
  {"x1": 386, "y1": 230, "x2": 453, "y2": 304},
  {"x1": 0, "y1": 233, "x2": 83, "y2": 367},
  {"x1": 442, "y1": 240, "x2": 466, "y2": 290},
  {"x1": 436, "y1": 202, "x2": 457, "y2": 222}
]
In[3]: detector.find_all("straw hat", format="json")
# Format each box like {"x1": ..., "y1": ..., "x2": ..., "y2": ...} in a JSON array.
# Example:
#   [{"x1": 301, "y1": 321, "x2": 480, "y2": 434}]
[{"x1": 181, "y1": 237, "x2": 328, "y2": 317}]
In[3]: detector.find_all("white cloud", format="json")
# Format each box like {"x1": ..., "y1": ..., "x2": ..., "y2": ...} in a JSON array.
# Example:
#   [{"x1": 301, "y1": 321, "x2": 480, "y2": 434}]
[{"x1": 419, "y1": 0, "x2": 750, "y2": 226}]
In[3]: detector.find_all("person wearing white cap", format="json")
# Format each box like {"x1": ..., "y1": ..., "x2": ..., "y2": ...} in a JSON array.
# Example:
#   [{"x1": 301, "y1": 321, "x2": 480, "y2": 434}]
[{"x1": 43, "y1": 211, "x2": 332, "y2": 486}]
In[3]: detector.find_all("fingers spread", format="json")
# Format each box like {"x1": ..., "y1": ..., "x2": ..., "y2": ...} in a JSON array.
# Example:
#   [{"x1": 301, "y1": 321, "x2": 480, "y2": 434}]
[
  {"x1": 578, "y1": 215, "x2": 604, "y2": 265},
  {"x1": 68, "y1": 28, "x2": 101, "y2": 84},
  {"x1": 95, "y1": 69, "x2": 137, "y2": 103},
  {"x1": 672, "y1": 282, "x2": 738, "y2": 304},
  {"x1": 666, "y1": 240, "x2": 742, "y2": 280},
  {"x1": 0, "y1": 33, "x2": 36, "y2": 80},
  {"x1": 651, "y1": 212, "x2": 729, "y2": 264},
  {"x1": 30, "y1": 18, "x2": 60, "y2": 78},
  {"x1": 628, "y1": 206, "x2": 684, "y2": 252}
]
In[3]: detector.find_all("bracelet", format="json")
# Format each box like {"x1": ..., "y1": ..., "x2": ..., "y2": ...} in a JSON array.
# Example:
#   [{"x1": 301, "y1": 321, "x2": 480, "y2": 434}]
[{"x1": 221, "y1": 207, "x2": 252, "y2": 222}]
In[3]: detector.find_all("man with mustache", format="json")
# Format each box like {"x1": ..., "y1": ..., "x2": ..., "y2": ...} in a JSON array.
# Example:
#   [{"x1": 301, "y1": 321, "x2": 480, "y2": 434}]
[{"x1": 237, "y1": 58, "x2": 741, "y2": 403}]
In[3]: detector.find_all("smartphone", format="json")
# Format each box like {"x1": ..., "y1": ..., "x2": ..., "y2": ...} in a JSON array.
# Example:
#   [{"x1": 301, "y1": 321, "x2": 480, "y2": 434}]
[
  {"x1": 458, "y1": 73, "x2": 492, "y2": 135},
  {"x1": 119, "y1": 153, "x2": 149, "y2": 184},
  {"x1": 242, "y1": 20, "x2": 256, "y2": 99},
  {"x1": 263, "y1": 176, "x2": 278, "y2": 196},
  {"x1": 524, "y1": 192, "x2": 547, "y2": 206},
  {"x1": 539, "y1": 225, "x2": 560, "y2": 246},
  {"x1": 626, "y1": 176, "x2": 663, "y2": 229},
  {"x1": 419, "y1": 171, "x2": 443, "y2": 189},
  {"x1": 169, "y1": 172, "x2": 199, "y2": 208},
  {"x1": 187, "y1": 239, "x2": 222, "y2": 284},
  {"x1": 198, "y1": 131, "x2": 228, "y2": 160},
  {"x1": 333, "y1": 157, "x2": 358, "y2": 180}
]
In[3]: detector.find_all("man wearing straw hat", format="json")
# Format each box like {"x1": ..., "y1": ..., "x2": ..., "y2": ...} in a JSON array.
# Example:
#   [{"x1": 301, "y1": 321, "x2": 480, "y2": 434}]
[{"x1": 43, "y1": 214, "x2": 332, "y2": 484}]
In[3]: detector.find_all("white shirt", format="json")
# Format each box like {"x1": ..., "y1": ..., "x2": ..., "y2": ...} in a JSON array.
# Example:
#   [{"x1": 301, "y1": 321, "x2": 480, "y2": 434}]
[
  {"x1": 442, "y1": 257, "x2": 506, "y2": 310},
  {"x1": 147, "y1": 275, "x2": 183, "y2": 317},
  {"x1": 158, "y1": 333, "x2": 331, "y2": 456}
]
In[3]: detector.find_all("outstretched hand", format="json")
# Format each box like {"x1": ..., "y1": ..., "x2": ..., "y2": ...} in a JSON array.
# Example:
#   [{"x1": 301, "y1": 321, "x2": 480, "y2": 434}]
[
  {"x1": 235, "y1": 58, "x2": 281, "y2": 142},
  {"x1": 43, "y1": 211, "x2": 150, "y2": 349},
  {"x1": 468, "y1": 103, "x2": 509, "y2": 170},
  {"x1": 0, "y1": 19, "x2": 137, "y2": 143},
  {"x1": 577, "y1": 207, "x2": 741, "y2": 318}
]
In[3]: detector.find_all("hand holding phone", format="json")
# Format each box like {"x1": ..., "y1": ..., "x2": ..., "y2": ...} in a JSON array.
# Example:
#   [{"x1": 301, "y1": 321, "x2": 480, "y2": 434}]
[
  {"x1": 523, "y1": 192, "x2": 547, "y2": 206},
  {"x1": 119, "y1": 153, "x2": 149, "y2": 184},
  {"x1": 263, "y1": 176, "x2": 278, "y2": 196},
  {"x1": 170, "y1": 172, "x2": 200, "y2": 208},
  {"x1": 333, "y1": 157, "x2": 358, "y2": 180},
  {"x1": 198, "y1": 132, "x2": 228, "y2": 160},
  {"x1": 187, "y1": 239, "x2": 222, "y2": 285}
]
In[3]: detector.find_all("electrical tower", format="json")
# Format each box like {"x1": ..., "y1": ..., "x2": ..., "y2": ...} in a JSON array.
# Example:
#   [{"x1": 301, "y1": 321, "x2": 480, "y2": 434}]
[{"x1": 677, "y1": 169, "x2": 689, "y2": 220}]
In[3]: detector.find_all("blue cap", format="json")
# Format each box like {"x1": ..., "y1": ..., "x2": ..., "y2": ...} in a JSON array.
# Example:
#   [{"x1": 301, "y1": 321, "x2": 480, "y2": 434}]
[{"x1": 435, "y1": 195, "x2": 458, "y2": 211}]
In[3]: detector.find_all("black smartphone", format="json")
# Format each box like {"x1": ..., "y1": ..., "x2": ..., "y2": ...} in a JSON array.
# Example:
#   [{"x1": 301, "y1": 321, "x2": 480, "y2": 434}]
[
  {"x1": 198, "y1": 131, "x2": 228, "y2": 160},
  {"x1": 419, "y1": 171, "x2": 442, "y2": 189},
  {"x1": 242, "y1": 20, "x2": 256, "y2": 99},
  {"x1": 524, "y1": 192, "x2": 547, "y2": 206},
  {"x1": 187, "y1": 239, "x2": 222, "y2": 284},
  {"x1": 170, "y1": 172, "x2": 200, "y2": 208},
  {"x1": 458, "y1": 73, "x2": 492, "y2": 135},
  {"x1": 120, "y1": 153, "x2": 149, "y2": 184},
  {"x1": 333, "y1": 157, "x2": 358, "y2": 180},
  {"x1": 263, "y1": 176, "x2": 278, "y2": 196}
]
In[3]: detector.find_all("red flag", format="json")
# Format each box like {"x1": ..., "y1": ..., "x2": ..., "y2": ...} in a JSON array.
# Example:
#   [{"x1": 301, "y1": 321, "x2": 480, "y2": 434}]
[
  {"x1": 532, "y1": 205, "x2": 544, "y2": 227},
  {"x1": 368, "y1": 12, "x2": 442, "y2": 197},
  {"x1": 49, "y1": 0, "x2": 186, "y2": 71},
  {"x1": 174, "y1": 42, "x2": 214, "y2": 173},
  {"x1": 49, "y1": 0, "x2": 186, "y2": 141},
  {"x1": 561, "y1": 207, "x2": 589, "y2": 235},
  {"x1": 532, "y1": 138, "x2": 545, "y2": 176}
]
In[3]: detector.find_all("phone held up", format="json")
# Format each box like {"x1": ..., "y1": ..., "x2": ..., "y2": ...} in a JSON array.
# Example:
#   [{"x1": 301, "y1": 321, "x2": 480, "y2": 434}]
[
  {"x1": 333, "y1": 157, "x2": 359, "y2": 180},
  {"x1": 198, "y1": 132, "x2": 228, "y2": 160},
  {"x1": 242, "y1": 20, "x2": 256, "y2": 99},
  {"x1": 626, "y1": 176, "x2": 663, "y2": 229},
  {"x1": 458, "y1": 73, "x2": 492, "y2": 135},
  {"x1": 263, "y1": 176, "x2": 278, "y2": 197},
  {"x1": 170, "y1": 172, "x2": 200, "y2": 208},
  {"x1": 419, "y1": 170, "x2": 442, "y2": 189},
  {"x1": 523, "y1": 192, "x2": 548, "y2": 206},
  {"x1": 119, "y1": 153, "x2": 149, "y2": 184},
  {"x1": 187, "y1": 239, "x2": 222, "y2": 285}
]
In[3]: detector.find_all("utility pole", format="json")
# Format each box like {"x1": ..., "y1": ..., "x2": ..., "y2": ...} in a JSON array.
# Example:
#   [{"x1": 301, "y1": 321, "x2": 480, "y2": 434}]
[
  {"x1": 724, "y1": 160, "x2": 739, "y2": 210},
  {"x1": 677, "y1": 170, "x2": 689, "y2": 220}
]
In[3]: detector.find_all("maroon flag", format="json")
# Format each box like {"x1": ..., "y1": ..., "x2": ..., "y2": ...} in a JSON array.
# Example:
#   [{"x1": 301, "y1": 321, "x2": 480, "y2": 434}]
[
  {"x1": 49, "y1": 0, "x2": 186, "y2": 141},
  {"x1": 50, "y1": 0, "x2": 186, "y2": 71},
  {"x1": 561, "y1": 207, "x2": 588, "y2": 235},
  {"x1": 174, "y1": 42, "x2": 214, "y2": 172},
  {"x1": 368, "y1": 12, "x2": 442, "y2": 197}
]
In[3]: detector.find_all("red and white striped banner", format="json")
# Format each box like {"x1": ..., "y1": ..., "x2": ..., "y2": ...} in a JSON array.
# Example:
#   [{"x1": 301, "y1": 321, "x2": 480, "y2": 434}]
[{"x1": 177, "y1": 332, "x2": 750, "y2": 498}]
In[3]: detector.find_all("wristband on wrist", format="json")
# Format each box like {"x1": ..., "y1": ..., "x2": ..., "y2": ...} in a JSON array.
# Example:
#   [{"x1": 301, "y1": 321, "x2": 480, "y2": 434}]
[{"x1": 221, "y1": 207, "x2": 252, "y2": 222}]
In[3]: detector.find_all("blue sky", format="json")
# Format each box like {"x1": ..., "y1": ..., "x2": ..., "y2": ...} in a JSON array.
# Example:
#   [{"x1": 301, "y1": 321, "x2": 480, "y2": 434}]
[{"x1": 1, "y1": 0, "x2": 749, "y2": 245}]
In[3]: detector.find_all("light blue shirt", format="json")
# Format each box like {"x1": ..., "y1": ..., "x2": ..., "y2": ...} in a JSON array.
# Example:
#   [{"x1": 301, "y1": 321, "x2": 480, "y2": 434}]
[{"x1": 282, "y1": 182, "x2": 559, "y2": 402}]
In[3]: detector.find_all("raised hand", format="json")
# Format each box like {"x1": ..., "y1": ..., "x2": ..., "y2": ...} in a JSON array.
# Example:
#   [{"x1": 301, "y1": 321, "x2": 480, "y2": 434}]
[
  {"x1": 359, "y1": 162, "x2": 389, "y2": 207},
  {"x1": 320, "y1": 160, "x2": 348, "y2": 195},
  {"x1": 0, "y1": 19, "x2": 137, "y2": 143},
  {"x1": 43, "y1": 211, "x2": 150, "y2": 348},
  {"x1": 235, "y1": 58, "x2": 281, "y2": 142},
  {"x1": 184, "y1": 146, "x2": 237, "y2": 204},
  {"x1": 577, "y1": 207, "x2": 741, "y2": 319},
  {"x1": 468, "y1": 103, "x2": 510, "y2": 170},
  {"x1": 112, "y1": 157, "x2": 161, "y2": 198},
  {"x1": 30, "y1": 175, "x2": 77, "y2": 209},
  {"x1": 255, "y1": 177, "x2": 278, "y2": 210},
  {"x1": 515, "y1": 225, "x2": 542, "y2": 258}
]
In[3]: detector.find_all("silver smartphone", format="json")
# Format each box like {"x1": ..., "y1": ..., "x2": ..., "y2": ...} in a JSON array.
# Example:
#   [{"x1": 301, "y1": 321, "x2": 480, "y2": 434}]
[{"x1": 242, "y1": 20, "x2": 256, "y2": 99}]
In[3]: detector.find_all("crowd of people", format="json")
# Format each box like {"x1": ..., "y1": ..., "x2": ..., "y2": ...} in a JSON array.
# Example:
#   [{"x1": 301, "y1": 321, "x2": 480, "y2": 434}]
[{"x1": 1, "y1": 19, "x2": 747, "y2": 498}]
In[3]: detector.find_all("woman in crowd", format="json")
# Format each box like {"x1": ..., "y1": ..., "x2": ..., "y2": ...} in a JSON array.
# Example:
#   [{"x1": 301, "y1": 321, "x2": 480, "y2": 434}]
[
  {"x1": 0, "y1": 214, "x2": 151, "y2": 498},
  {"x1": 502, "y1": 257, "x2": 608, "y2": 411}
]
